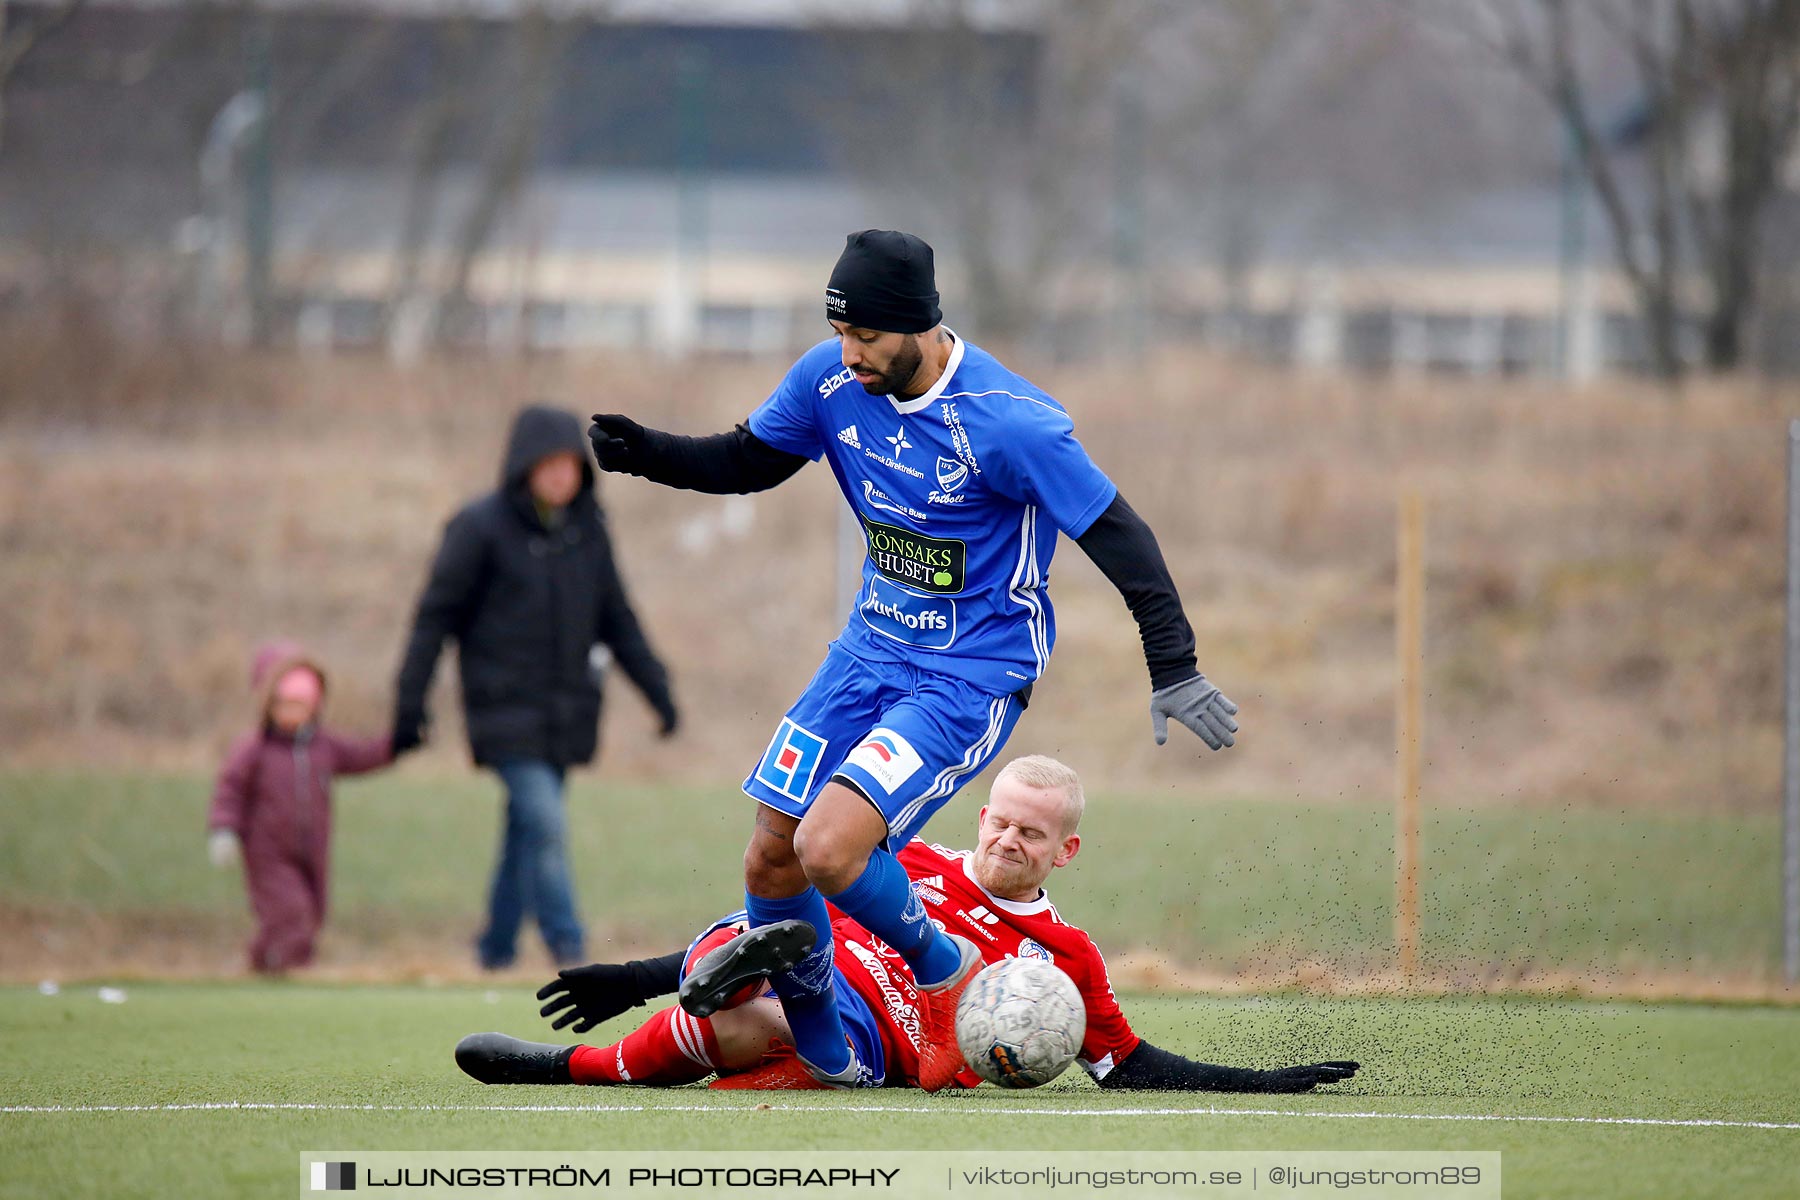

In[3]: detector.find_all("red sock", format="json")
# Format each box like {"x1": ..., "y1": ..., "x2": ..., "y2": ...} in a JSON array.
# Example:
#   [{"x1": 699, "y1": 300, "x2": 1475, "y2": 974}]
[{"x1": 569, "y1": 1006, "x2": 721, "y2": 1086}]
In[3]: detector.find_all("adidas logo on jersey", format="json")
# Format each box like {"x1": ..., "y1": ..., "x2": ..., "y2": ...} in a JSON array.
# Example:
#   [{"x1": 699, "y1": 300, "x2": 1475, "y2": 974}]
[
  {"x1": 915, "y1": 876, "x2": 945, "y2": 892},
  {"x1": 838, "y1": 425, "x2": 862, "y2": 449}
]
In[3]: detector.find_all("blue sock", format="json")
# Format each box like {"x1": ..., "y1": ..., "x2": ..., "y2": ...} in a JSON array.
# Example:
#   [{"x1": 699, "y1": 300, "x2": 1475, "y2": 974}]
[
  {"x1": 743, "y1": 888, "x2": 850, "y2": 1074},
  {"x1": 826, "y1": 848, "x2": 964, "y2": 988}
]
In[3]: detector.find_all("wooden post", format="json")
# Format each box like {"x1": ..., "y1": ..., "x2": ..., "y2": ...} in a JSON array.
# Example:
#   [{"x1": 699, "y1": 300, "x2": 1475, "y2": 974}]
[
  {"x1": 1785, "y1": 421, "x2": 1800, "y2": 985},
  {"x1": 1396, "y1": 490, "x2": 1425, "y2": 983}
]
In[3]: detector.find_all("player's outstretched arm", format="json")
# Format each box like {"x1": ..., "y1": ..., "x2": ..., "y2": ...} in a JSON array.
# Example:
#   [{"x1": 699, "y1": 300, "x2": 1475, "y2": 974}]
[
  {"x1": 536, "y1": 950, "x2": 686, "y2": 1033},
  {"x1": 1073, "y1": 492, "x2": 1239, "y2": 751},
  {"x1": 589, "y1": 416, "x2": 808, "y2": 495},
  {"x1": 1099, "y1": 1041, "x2": 1358, "y2": 1093}
]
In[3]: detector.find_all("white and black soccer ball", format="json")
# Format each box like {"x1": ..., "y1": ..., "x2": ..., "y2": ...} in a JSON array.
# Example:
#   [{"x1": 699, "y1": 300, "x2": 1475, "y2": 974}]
[{"x1": 953, "y1": 956, "x2": 1085, "y2": 1088}]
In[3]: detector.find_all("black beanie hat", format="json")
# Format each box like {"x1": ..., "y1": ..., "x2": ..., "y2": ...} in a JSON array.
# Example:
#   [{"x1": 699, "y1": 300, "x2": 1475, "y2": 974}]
[{"x1": 825, "y1": 230, "x2": 942, "y2": 334}]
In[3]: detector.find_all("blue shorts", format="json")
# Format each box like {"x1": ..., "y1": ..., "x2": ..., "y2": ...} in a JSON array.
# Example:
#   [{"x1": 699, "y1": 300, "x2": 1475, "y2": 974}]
[
  {"x1": 742, "y1": 642, "x2": 1027, "y2": 849},
  {"x1": 683, "y1": 913, "x2": 890, "y2": 1087}
]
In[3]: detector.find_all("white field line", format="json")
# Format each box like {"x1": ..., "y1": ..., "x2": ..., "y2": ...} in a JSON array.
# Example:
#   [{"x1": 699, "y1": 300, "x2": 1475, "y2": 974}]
[{"x1": 2, "y1": 1101, "x2": 1797, "y2": 1131}]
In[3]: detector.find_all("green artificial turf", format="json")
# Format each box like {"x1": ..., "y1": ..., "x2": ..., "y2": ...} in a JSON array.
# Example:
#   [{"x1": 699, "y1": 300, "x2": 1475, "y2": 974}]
[{"x1": 2, "y1": 985, "x2": 1796, "y2": 1199}]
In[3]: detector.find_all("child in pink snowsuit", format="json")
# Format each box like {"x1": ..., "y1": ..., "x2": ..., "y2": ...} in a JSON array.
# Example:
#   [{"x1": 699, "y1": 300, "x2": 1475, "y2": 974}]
[{"x1": 207, "y1": 641, "x2": 396, "y2": 973}]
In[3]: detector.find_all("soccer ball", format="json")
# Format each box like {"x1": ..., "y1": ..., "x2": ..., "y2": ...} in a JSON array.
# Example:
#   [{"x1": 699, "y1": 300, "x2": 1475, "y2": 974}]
[{"x1": 953, "y1": 957, "x2": 1085, "y2": 1088}]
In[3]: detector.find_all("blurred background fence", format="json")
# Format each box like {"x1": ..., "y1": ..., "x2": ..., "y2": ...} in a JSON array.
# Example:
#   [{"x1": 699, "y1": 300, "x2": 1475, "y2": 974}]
[{"x1": 2, "y1": 0, "x2": 1798, "y2": 993}]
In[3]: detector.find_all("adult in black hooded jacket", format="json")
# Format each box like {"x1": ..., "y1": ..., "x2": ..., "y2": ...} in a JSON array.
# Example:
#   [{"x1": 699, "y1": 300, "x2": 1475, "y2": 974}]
[{"x1": 394, "y1": 404, "x2": 678, "y2": 968}]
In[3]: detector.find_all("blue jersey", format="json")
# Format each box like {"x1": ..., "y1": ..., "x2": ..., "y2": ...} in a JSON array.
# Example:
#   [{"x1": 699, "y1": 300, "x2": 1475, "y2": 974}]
[{"x1": 746, "y1": 333, "x2": 1117, "y2": 695}]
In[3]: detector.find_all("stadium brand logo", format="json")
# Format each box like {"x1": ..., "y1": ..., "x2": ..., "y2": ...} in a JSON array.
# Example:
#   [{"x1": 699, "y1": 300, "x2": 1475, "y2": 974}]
[
  {"x1": 820, "y1": 367, "x2": 855, "y2": 400},
  {"x1": 826, "y1": 288, "x2": 848, "y2": 316},
  {"x1": 862, "y1": 443, "x2": 925, "y2": 479},
  {"x1": 861, "y1": 517, "x2": 965, "y2": 594},
  {"x1": 955, "y1": 907, "x2": 1000, "y2": 942},
  {"x1": 838, "y1": 424, "x2": 861, "y2": 449},
  {"x1": 790, "y1": 946, "x2": 838, "y2": 996},
  {"x1": 1016, "y1": 939, "x2": 1054, "y2": 963},
  {"x1": 941, "y1": 402, "x2": 981, "y2": 474},
  {"x1": 866, "y1": 592, "x2": 948, "y2": 631},
  {"x1": 754, "y1": 719, "x2": 828, "y2": 803},
  {"x1": 310, "y1": 1162, "x2": 356, "y2": 1191},
  {"x1": 845, "y1": 939, "x2": 922, "y2": 1045},
  {"x1": 860, "y1": 480, "x2": 930, "y2": 524},
  {"x1": 844, "y1": 728, "x2": 926, "y2": 796},
  {"x1": 860, "y1": 578, "x2": 956, "y2": 651}
]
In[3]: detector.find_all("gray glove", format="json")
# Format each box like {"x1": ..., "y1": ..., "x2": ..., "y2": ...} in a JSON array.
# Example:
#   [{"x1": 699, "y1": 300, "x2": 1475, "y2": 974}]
[{"x1": 1150, "y1": 674, "x2": 1239, "y2": 750}]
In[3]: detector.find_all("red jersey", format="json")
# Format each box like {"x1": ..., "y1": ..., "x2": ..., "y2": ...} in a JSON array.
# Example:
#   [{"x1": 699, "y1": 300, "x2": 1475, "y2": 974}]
[
  {"x1": 834, "y1": 841, "x2": 1140, "y2": 1083},
  {"x1": 827, "y1": 914, "x2": 926, "y2": 1085}
]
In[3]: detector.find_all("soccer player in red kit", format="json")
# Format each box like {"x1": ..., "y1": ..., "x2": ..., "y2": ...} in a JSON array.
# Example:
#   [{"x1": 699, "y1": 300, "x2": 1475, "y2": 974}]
[{"x1": 456, "y1": 757, "x2": 1358, "y2": 1094}]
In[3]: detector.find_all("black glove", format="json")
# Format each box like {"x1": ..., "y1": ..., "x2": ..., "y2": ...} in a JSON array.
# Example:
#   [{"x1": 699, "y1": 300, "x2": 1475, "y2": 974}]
[
  {"x1": 589, "y1": 414, "x2": 647, "y2": 474},
  {"x1": 1247, "y1": 1061, "x2": 1360, "y2": 1093},
  {"x1": 538, "y1": 962, "x2": 655, "y2": 1033},
  {"x1": 655, "y1": 696, "x2": 680, "y2": 739},
  {"x1": 391, "y1": 714, "x2": 427, "y2": 757}
]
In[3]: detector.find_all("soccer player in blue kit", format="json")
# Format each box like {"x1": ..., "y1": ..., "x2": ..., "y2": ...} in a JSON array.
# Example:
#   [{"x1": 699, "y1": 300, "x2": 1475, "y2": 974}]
[{"x1": 587, "y1": 230, "x2": 1239, "y2": 1091}]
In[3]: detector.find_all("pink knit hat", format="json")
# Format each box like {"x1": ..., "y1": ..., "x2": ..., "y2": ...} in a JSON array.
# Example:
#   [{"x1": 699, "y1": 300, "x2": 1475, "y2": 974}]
[{"x1": 249, "y1": 640, "x2": 328, "y2": 721}]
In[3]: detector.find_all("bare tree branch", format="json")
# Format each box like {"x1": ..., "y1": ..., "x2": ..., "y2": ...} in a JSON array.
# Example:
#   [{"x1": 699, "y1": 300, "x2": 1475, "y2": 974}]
[
  {"x1": 0, "y1": 0, "x2": 90, "y2": 155},
  {"x1": 434, "y1": 4, "x2": 579, "y2": 348}
]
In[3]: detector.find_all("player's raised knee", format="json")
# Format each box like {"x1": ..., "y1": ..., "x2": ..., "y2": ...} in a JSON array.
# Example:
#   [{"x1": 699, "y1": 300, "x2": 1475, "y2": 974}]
[
  {"x1": 791, "y1": 817, "x2": 872, "y2": 894},
  {"x1": 742, "y1": 831, "x2": 806, "y2": 896}
]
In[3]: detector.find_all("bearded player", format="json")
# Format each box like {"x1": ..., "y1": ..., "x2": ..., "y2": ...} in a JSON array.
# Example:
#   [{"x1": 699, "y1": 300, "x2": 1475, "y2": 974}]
[
  {"x1": 583, "y1": 231, "x2": 1241, "y2": 1090},
  {"x1": 455, "y1": 757, "x2": 1357, "y2": 1094}
]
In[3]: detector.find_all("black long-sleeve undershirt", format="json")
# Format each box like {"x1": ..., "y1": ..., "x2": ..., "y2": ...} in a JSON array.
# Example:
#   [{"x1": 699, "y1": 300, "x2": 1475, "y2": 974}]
[
  {"x1": 1074, "y1": 493, "x2": 1198, "y2": 691},
  {"x1": 1099, "y1": 1040, "x2": 1272, "y2": 1092},
  {"x1": 608, "y1": 423, "x2": 809, "y2": 494},
  {"x1": 626, "y1": 950, "x2": 687, "y2": 1000}
]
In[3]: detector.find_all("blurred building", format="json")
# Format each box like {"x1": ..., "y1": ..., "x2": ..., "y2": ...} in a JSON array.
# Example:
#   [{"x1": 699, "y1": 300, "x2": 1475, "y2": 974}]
[{"x1": 2, "y1": 0, "x2": 1795, "y2": 374}]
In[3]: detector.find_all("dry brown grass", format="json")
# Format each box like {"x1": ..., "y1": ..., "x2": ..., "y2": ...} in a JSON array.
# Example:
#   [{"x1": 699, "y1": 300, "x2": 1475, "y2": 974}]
[{"x1": 0, "y1": 335, "x2": 1790, "y2": 812}]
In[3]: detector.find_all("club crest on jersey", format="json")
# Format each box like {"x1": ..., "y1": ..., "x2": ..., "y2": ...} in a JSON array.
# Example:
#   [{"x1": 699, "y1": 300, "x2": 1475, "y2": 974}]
[
  {"x1": 843, "y1": 727, "x2": 925, "y2": 796},
  {"x1": 935, "y1": 456, "x2": 969, "y2": 493},
  {"x1": 1016, "y1": 939, "x2": 1054, "y2": 963},
  {"x1": 754, "y1": 719, "x2": 827, "y2": 802}
]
